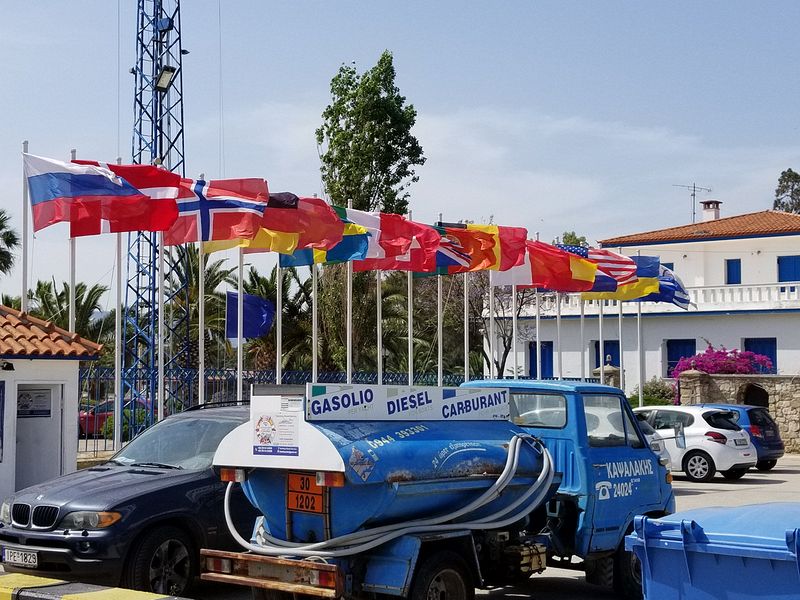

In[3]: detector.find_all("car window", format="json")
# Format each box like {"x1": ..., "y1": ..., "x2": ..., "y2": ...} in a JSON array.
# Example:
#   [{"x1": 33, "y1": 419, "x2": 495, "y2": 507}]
[
  {"x1": 652, "y1": 410, "x2": 694, "y2": 430},
  {"x1": 747, "y1": 408, "x2": 775, "y2": 427},
  {"x1": 703, "y1": 411, "x2": 741, "y2": 431},
  {"x1": 114, "y1": 413, "x2": 246, "y2": 470},
  {"x1": 636, "y1": 416, "x2": 655, "y2": 435},
  {"x1": 583, "y1": 394, "x2": 639, "y2": 447},
  {"x1": 510, "y1": 393, "x2": 567, "y2": 428}
]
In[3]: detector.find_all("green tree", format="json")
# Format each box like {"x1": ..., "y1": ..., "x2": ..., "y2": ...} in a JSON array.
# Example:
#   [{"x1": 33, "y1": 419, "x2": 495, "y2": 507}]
[
  {"x1": 0, "y1": 209, "x2": 20, "y2": 277},
  {"x1": 557, "y1": 231, "x2": 587, "y2": 246},
  {"x1": 774, "y1": 168, "x2": 800, "y2": 213},
  {"x1": 316, "y1": 50, "x2": 425, "y2": 213},
  {"x1": 29, "y1": 279, "x2": 110, "y2": 342}
]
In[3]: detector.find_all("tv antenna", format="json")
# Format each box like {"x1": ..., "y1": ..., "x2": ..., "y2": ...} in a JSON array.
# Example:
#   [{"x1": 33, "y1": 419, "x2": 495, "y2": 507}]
[{"x1": 673, "y1": 183, "x2": 712, "y2": 223}]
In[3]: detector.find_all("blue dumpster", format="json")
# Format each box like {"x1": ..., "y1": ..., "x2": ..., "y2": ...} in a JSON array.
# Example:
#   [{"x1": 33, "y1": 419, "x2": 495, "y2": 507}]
[{"x1": 626, "y1": 503, "x2": 800, "y2": 599}]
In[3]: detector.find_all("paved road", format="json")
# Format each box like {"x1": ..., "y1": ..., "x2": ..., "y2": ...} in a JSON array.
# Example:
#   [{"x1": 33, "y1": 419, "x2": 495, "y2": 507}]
[{"x1": 193, "y1": 454, "x2": 800, "y2": 600}]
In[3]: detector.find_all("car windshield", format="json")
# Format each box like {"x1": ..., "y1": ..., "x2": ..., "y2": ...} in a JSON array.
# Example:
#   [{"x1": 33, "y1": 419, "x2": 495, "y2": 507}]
[
  {"x1": 747, "y1": 408, "x2": 776, "y2": 427},
  {"x1": 702, "y1": 411, "x2": 741, "y2": 431},
  {"x1": 112, "y1": 413, "x2": 245, "y2": 470}
]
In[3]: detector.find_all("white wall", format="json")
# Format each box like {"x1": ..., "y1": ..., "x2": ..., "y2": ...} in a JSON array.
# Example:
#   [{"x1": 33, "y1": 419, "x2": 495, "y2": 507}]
[
  {"x1": 0, "y1": 359, "x2": 79, "y2": 501},
  {"x1": 497, "y1": 311, "x2": 800, "y2": 395}
]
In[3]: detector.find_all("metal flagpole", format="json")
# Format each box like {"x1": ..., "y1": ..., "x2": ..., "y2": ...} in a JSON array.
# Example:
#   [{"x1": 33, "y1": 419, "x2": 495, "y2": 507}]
[
  {"x1": 618, "y1": 246, "x2": 625, "y2": 392},
  {"x1": 312, "y1": 264, "x2": 318, "y2": 383},
  {"x1": 512, "y1": 284, "x2": 519, "y2": 379},
  {"x1": 198, "y1": 242, "x2": 205, "y2": 404},
  {"x1": 113, "y1": 157, "x2": 123, "y2": 450},
  {"x1": 488, "y1": 271, "x2": 496, "y2": 378},
  {"x1": 276, "y1": 264, "x2": 283, "y2": 385},
  {"x1": 377, "y1": 270, "x2": 383, "y2": 385},
  {"x1": 599, "y1": 299, "x2": 605, "y2": 385},
  {"x1": 637, "y1": 250, "x2": 645, "y2": 407},
  {"x1": 437, "y1": 273, "x2": 443, "y2": 386},
  {"x1": 535, "y1": 289, "x2": 542, "y2": 379},
  {"x1": 464, "y1": 272, "x2": 469, "y2": 382},
  {"x1": 21, "y1": 141, "x2": 29, "y2": 313},
  {"x1": 346, "y1": 199, "x2": 353, "y2": 384},
  {"x1": 407, "y1": 210, "x2": 414, "y2": 386},
  {"x1": 157, "y1": 231, "x2": 165, "y2": 420},
  {"x1": 556, "y1": 293, "x2": 563, "y2": 379},
  {"x1": 237, "y1": 248, "x2": 244, "y2": 404},
  {"x1": 580, "y1": 299, "x2": 586, "y2": 381},
  {"x1": 68, "y1": 149, "x2": 76, "y2": 334}
]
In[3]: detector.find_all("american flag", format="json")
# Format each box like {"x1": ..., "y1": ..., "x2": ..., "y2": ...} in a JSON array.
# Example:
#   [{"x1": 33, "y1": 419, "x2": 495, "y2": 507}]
[{"x1": 556, "y1": 244, "x2": 638, "y2": 285}]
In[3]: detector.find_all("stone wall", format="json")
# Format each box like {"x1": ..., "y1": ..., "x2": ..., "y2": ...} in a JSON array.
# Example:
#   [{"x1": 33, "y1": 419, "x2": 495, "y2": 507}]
[{"x1": 678, "y1": 370, "x2": 800, "y2": 452}]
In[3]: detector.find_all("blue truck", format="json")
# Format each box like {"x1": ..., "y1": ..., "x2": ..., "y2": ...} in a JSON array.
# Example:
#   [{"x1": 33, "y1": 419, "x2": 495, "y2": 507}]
[{"x1": 202, "y1": 380, "x2": 674, "y2": 600}]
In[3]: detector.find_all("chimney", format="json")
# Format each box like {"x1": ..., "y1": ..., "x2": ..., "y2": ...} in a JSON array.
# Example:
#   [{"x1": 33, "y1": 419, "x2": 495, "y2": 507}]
[{"x1": 700, "y1": 199, "x2": 722, "y2": 222}]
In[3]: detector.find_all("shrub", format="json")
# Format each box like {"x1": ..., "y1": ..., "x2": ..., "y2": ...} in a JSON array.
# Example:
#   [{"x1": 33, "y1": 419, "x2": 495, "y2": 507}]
[
  {"x1": 672, "y1": 345, "x2": 773, "y2": 379},
  {"x1": 628, "y1": 377, "x2": 674, "y2": 407},
  {"x1": 102, "y1": 408, "x2": 147, "y2": 440}
]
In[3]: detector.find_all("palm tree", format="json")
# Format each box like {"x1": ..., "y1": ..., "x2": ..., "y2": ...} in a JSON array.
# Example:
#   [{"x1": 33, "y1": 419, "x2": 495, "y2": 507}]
[
  {"x1": 29, "y1": 279, "x2": 110, "y2": 342},
  {"x1": 0, "y1": 209, "x2": 20, "y2": 277}
]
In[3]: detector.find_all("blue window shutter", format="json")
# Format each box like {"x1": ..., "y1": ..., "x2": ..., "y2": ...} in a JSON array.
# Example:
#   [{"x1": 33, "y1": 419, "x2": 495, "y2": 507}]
[
  {"x1": 529, "y1": 341, "x2": 554, "y2": 378},
  {"x1": 744, "y1": 338, "x2": 777, "y2": 374},
  {"x1": 725, "y1": 259, "x2": 741, "y2": 285},
  {"x1": 594, "y1": 340, "x2": 620, "y2": 368},
  {"x1": 662, "y1": 262, "x2": 674, "y2": 271},
  {"x1": 666, "y1": 339, "x2": 696, "y2": 377}
]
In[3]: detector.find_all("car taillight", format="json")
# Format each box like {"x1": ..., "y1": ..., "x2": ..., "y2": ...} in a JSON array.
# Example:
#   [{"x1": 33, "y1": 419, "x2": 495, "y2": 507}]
[
  {"x1": 705, "y1": 431, "x2": 727, "y2": 444},
  {"x1": 749, "y1": 425, "x2": 763, "y2": 438}
]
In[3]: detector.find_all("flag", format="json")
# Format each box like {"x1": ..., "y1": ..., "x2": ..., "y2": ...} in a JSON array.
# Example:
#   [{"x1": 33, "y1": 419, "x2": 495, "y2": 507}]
[
  {"x1": 262, "y1": 194, "x2": 343, "y2": 251},
  {"x1": 340, "y1": 208, "x2": 416, "y2": 259},
  {"x1": 225, "y1": 291, "x2": 276, "y2": 339},
  {"x1": 431, "y1": 224, "x2": 497, "y2": 274},
  {"x1": 279, "y1": 207, "x2": 370, "y2": 266},
  {"x1": 353, "y1": 219, "x2": 440, "y2": 272},
  {"x1": 164, "y1": 178, "x2": 269, "y2": 245},
  {"x1": 468, "y1": 224, "x2": 528, "y2": 270},
  {"x1": 582, "y1": 255, "x2": 661, "y2": 301},
  {"x1": 556, "y1": 244, "x2": 638, "y2": 285},
  {"x1": 24, "y1": 153, "x2": 179, "y2": 235},
  {"x1": 493, "y1": 241, "x2": 596, "y2": 290},
  {"x1": 636, "y1": 266, "x2": 691, "y2": 309}
]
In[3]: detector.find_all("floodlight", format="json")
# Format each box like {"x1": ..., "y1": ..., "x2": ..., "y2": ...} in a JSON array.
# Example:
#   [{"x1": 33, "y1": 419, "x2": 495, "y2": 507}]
[{"x1": 155, "y1": 65, "x2": 177, "y2": 93}]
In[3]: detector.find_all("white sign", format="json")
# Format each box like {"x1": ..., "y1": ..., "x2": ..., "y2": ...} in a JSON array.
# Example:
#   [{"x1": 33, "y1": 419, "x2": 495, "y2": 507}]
[
  {"x1": 305, "y1": 384, "x2": 510, "y2": 421},
  {"x1": 251, "y1": 395, "x2": 301, "y2": 456}
]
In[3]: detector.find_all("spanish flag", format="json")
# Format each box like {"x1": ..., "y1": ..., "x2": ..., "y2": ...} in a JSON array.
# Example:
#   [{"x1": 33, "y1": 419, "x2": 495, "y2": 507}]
[{"x1": 582, "y1": 255, "x2": 660, "y2": 300}]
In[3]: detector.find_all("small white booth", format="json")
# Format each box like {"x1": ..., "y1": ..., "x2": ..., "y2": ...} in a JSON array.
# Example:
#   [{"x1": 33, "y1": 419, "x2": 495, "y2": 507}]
[{"x1": 0, "y1": 306, "x2": 101, "y2": 500}]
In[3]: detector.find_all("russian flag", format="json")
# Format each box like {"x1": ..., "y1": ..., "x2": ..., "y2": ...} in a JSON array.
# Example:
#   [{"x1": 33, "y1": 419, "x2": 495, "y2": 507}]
[{"x1": 24, "y1": 154, "x2": 180, "y2": 236}]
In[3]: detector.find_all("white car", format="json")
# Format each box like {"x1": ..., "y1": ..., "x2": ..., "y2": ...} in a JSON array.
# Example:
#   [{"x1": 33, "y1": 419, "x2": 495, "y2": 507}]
[
  {"x1": 634, "y1": 405, "x2": 756, "y2": 482},
  {"x1": 635, "y1": 415, "x2": 672, "y2": 469}
]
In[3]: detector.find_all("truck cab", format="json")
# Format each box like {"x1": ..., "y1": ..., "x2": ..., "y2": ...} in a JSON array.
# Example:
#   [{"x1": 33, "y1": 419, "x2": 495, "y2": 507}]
[{"x1": 463, "y1": 380, "x2": 675, "y2": 595}]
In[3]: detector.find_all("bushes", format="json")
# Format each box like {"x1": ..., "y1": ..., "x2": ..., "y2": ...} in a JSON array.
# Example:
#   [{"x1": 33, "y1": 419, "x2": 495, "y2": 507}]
[
  {"x1": 102, "y1": 407, "x2": 147, "y2": 440},
  {"x1": 628, "y1": 377, "x2": 674, "y2": 406},
  {"x1": 672, "y1": 345, "x2": 773, "y2": 379}
]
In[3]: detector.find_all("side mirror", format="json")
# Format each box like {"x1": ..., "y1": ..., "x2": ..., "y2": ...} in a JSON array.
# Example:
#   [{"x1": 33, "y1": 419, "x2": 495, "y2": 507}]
[{"x1": 673, "y1": 423, "x2": 686, "y2": 449}]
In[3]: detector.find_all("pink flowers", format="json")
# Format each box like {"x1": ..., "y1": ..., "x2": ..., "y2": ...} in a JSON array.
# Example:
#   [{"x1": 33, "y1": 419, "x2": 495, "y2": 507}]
[{"x1": 672, "y1": 344, "x2": 773, "y2": 379}]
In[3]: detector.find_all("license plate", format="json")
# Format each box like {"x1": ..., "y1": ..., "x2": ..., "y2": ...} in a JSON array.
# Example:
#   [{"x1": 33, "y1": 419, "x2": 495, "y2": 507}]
[
  {"x1": 765, "y1": 430, "x2": 775, "y2": 438},
  {"x1": 2, "y1": 547, "x2": 38, "y2": 568},
  {"x1": 735, "y1": 438, "x2": 748, "y2": 446},
  {"x1": 287, "y1": 472, "x2": 325, "y2": 514}
]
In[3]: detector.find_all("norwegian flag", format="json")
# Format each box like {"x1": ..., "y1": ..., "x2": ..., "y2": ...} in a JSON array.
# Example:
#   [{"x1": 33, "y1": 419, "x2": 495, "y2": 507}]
[
  {"x1": 556, "y1": 244, "x2": 638, "y2": 285},
  {"x1": 164, "y1": 178, "x2": 269, "y2": 245}
]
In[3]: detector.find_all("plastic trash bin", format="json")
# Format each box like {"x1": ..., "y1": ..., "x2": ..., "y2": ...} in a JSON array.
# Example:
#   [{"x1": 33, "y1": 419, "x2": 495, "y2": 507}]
[{"x1": 626, "y1": 503, "x2": 800, "y2": 599}]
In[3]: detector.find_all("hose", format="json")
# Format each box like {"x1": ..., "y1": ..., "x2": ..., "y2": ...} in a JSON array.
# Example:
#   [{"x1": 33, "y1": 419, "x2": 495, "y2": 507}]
[{"x1": 223, "y1": 434, "x2": 554, "y2": 558}]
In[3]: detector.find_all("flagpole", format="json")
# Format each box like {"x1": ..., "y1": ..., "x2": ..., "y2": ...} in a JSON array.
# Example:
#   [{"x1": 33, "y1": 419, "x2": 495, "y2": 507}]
[
  {"x1": 535, "y1": 289, "x2": 541, "y2": 379},
  {"x1": 464, "y1": 272, "x2": 469, "y2": 382},
  {"x1": 346, "y1": 200, "x2": 353, "y2": 385},
  {"x1": 580, "y1": 299, "x2": 586, "y2": 381},
  {"x1": 512, "y1": 284, "x2": 518, "y2": 379},
  {"x1": 276, "y1": 264, "x2": 283, "y2": 385},
  {"x1": 488, "y1": 271, "x2": 496, "y2": 378},
  {"x1": 237, "y1": 248, "x2": 244, "y2": 404},
  {"x1": 377, "y1": 270, "x2": 383, "y2": 385},
  {"x1": 68, "y1": 149, "x2": 76, "y2": 333},
  {"x1": 556, "y1": 292, "x2": 563, "y2": 379},
  {"x1": 637, "y1": 250, "x2": 644, "y2": 407},
  {"x1": 198, "y1": 242, "x2": 205, "y2": 404},
  {"x1": 312, "y1": 264, "x2": 318, "y2": 383},
  {"x1": 437, "y1": 273, "x2": 443, "y2": 386},
  {"x1": 157, "y1": 231, "x2": 165, "y2": 420},
  {"x1": 618, "y1": 246, "x2": 626, "y2": 392},
  {"x1": 21, "y1": 141, "x2": 29, "y2": 313},
  {"x1": 407, "y1": 210, "x2": 414, "y2": 385},
  {"x1": 113, "y1": 157, "x2": 123, "y2": 450},
  {"x1": 599, "y1": 299, "x2": 605, "y2": 385}
]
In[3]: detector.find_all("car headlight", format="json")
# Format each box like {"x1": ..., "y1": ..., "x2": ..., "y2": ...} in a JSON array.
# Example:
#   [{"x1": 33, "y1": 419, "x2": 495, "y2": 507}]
[
  {"x1": 0, "y1": 498, "x2": 11, "y2": 525},
  {"x1": 58, "y1": 511, "x2": 122, "y2": 530}
]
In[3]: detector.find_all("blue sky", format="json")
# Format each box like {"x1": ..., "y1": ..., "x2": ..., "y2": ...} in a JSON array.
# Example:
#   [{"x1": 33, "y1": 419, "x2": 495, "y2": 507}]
[{"x1": 2, "y1": 1, "x2": 799, "y2": 302}]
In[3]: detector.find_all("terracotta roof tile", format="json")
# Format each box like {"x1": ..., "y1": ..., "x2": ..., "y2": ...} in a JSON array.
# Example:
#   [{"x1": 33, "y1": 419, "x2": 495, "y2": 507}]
[
  {"x1": 0, "y1": 305, "x2": 102, "y2": 359},
  {"x1": 600, "y1": 210, "x2": 800, "y2": 247}
]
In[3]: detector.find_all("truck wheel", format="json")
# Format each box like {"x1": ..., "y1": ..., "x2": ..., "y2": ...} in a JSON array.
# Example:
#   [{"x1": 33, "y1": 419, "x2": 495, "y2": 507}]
[
  {"x1": 756, "y1": 459, "x2": 777, "y2": 471},
  {"x1": 721, "y1": 468, "x2": 748, "y2": 480},
  {"x1": 410, "y1": 551, "x2": 474, "y2": 600},
  {"x1": 613, "y1": 540, "x2": 643, "y2": 600},
  {"x1": 585, "y1": 556, "x2": 614, "y2": 587},
  {"x1": 683, "y1": 451, "x2": 716, "y2": 482},
  {"x1": 124, "y1": 525, "x2": 196, "y2": 596}
]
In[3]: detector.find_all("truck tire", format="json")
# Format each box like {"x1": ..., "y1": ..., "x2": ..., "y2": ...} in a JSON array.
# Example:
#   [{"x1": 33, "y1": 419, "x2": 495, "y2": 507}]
[
  {"x1": 585, "y1": 556, "x2": 614, "y2": 587},
  {"x1": 756, "y1": 459, "x2": 777, "y2": 471},
  {"x1": 683, "y1": 451, "x2": 716, "y2": 482},
  {"x1": 721, "y1": 468, "x2": 748, "y2": 480},
  {"x1": 124, "y1": 525, "x2": 196, "y2": 596},
  {"x1": 613, "y1": 539, "x2": 643, "y2": 600},
  {"x1": 410, "y1": 551, "x2": 474, "y2": 600}
]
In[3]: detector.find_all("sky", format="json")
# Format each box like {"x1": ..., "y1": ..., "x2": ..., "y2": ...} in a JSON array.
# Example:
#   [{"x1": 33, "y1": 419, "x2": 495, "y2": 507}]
[{"x1": 2, "y1": 1, "x2": 799, "y2": 305}]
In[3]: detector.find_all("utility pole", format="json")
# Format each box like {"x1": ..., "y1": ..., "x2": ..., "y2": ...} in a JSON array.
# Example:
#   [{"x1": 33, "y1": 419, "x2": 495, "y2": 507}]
[{"x1": 673, "y1": 183, "x2": 712, "y2": 223}]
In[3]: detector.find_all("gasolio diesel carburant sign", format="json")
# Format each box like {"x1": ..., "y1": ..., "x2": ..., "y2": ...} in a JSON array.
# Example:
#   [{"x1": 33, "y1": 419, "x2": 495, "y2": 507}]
[{"x1": 304, "y1": 384, "x2": 510, "y2": 421}]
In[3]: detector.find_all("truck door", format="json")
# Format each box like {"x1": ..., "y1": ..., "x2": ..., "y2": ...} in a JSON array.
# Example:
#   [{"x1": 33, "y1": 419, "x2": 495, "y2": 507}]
[{"x1": 582, "y1": 394, "x2": 661, "y2": 552}]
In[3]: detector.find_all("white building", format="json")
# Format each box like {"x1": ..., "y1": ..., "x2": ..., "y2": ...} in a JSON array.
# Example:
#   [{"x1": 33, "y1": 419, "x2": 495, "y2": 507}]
[
  {"x1": 497, "y1": 203, "x2": 800, "y2": 394},
  {"x1": 0, "y1": 306, "x2": 101, "y2": 500}
]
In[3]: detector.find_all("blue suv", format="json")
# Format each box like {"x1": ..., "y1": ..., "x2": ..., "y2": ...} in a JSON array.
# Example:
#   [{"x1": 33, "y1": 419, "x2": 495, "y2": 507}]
[{"x1": 698, "y1": 404, "x2": 784, "y2": 471}]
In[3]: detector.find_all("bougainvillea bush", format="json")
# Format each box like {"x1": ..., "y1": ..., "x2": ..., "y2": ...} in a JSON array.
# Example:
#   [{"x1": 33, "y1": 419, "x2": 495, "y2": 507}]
[{"x1": 672, "y1": 345, "x2": 773, "y2": 404}]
